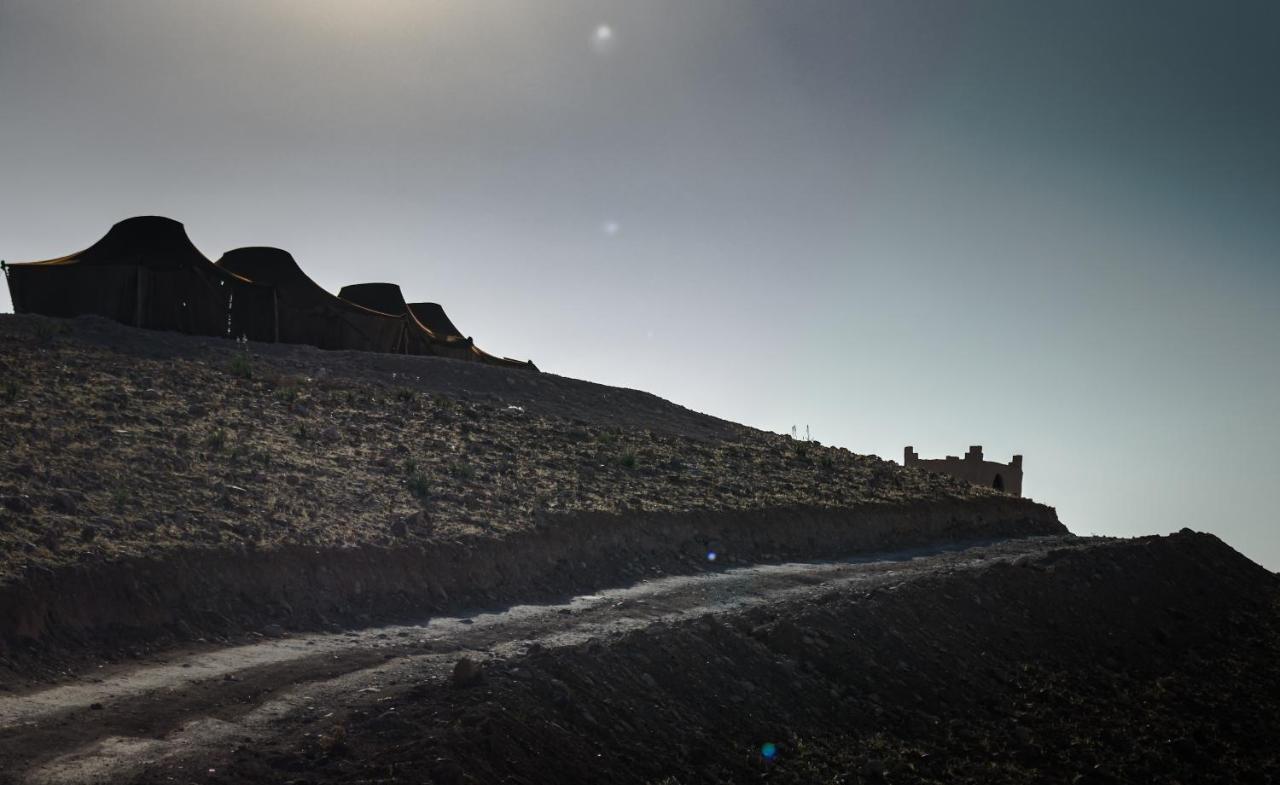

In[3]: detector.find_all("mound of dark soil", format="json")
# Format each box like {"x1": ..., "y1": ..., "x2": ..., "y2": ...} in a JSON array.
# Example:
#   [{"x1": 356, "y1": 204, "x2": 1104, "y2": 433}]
[{"x1": 197, "y1": 531, "x2": 1280, "y2": 785}]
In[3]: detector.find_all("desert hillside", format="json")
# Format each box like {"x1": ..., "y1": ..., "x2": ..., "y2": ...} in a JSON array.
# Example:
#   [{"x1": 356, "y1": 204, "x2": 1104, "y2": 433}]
[
  {"x1": 0, "y1": 314, "x2": 1016, "y2": 572},
  {"x1": 0, "y1": 315, "x2": 1276, "y2": 785},
  {"x1": 0, "y1": 314, "x2": 1060, "y2": 675}
]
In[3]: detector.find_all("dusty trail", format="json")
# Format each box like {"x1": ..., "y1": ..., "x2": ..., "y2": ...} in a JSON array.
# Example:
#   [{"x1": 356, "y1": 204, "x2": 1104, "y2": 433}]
[{"x1": 0, "y1": 535, "x2": 1085, "y2": 784}]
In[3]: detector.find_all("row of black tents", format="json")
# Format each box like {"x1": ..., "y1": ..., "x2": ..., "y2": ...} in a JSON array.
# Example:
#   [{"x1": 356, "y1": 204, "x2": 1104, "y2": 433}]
[{"x1": 1, "y1": 216, "x2": 536, "y2": 370}]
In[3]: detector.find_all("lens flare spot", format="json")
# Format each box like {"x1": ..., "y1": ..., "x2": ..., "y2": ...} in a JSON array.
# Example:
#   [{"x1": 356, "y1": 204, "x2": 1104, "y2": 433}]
[
  {"x1": 707, "y1": 551, "x2": 717, "y2": 562},
  {"x1": 591, "y1": 24, "x2": 616, "y2": 54},
  {"x1": 761, "y1": 742, "x2": 778, "y2": 759}
]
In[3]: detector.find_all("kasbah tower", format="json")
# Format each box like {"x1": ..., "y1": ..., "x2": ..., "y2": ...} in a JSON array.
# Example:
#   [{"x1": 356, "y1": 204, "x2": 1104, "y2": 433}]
[{"x1": 903, "y1": 446, "x2": 1023, "y2": 497}]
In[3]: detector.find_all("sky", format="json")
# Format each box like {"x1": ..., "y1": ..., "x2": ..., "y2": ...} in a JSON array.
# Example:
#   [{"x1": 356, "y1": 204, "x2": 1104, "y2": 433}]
[{"x1": 1, "y1": 1, "x2": 1277, "y2": 568}]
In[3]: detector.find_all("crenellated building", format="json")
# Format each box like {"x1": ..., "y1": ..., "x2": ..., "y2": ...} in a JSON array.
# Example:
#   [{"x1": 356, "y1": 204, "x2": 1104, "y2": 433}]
[{"x1": 903, "y1": 445, "x2": 1022, "y2": 496}]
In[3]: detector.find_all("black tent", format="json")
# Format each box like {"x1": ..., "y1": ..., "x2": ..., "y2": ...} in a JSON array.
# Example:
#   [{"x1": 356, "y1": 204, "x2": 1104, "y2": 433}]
[
  {"x1": 217, "y1": 248, "x2": 406, "y2": 353},
  {"x1": 339, "y1": 284, "x2": 534, "y2": 369},
  {"x1": 406, "y1": 302, "x2": 537, "y2": 371},
  {"x1": 337, "y1": 282, "x2": 467, "y2": 359},
  {"x1": 4, "y1": 216, "x2": 537, "y2": 369},
  {"x1": 406, "y1": 302, "x2": 464, "y2": 341},
  {"x1": 4, "y1": 216, "x2": 276, "y2": 341}
]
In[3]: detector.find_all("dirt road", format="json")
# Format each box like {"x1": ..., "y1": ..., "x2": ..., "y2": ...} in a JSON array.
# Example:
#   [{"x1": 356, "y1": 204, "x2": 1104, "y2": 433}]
[{"x1": 0, "y1": 536, "x2": 1085, "y2": 784}]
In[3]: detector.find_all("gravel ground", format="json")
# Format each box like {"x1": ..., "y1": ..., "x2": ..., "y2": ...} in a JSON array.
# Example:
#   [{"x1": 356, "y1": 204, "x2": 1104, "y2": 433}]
[{"x1": 0, "y1": 313, "x2": 996, "y2": 583}]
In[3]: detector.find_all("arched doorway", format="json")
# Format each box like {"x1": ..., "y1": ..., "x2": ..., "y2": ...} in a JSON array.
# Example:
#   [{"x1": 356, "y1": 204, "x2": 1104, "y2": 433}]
[{"x1": 993, "y1": 474, "x2": 1005, "y2": 492}]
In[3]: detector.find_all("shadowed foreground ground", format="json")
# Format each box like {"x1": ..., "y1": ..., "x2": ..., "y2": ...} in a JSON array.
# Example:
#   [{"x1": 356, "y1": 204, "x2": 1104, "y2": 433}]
[
  {"x1": 192, "y1": 532, "x2": 1280, "y2": 785},
  {"x1": 2, "y1": 531, "x2": 1272, "y2": 785}
]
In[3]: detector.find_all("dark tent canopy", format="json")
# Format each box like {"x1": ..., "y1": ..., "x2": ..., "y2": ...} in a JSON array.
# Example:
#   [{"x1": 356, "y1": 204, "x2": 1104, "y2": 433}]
[
  {"x1": 217, "y1": 248, "x2": 406, "y2": 353},
  {"x1": 338, "y1": 284, "x2": 534, "y2": 369},
  {"x1": 336, "y1": 283, "x2": 408, "y2": 318},
  {"x1": 4, "y1": 216, "x2": 276, "y2": 341},
  {"x1": 337, "y1": 282, "x2": 449, "y2": 358},
  {"x1": 4, "y1": 215, "x2": 537, "y2": 370},
  {"x1": 407, "y1": 301, "x2": 537, "y2": 371},
  {"x1": 407, "y1": 302, "x2": 464, "y2": 341}
]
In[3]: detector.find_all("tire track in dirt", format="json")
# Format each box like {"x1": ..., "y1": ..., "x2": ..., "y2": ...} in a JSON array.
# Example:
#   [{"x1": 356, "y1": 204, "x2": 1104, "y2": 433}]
[{"x1": 0, "y1": 536, "x2": 1085, "y2": 784}]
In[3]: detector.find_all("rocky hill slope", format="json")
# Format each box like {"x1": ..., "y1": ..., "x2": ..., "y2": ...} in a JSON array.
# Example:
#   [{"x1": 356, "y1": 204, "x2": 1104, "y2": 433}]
[
  {"x1": 1, "y1": 315, "x2": 1275, "y2": 785},
  {"x1": 0, "y1": 315, "x2": 1060, "y2": 674}
]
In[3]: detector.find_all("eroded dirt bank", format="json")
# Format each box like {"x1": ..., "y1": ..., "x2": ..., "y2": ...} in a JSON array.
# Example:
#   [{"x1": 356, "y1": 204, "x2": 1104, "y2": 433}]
[
  {"x1": 180, "y1": 530, "x2": 1279, "y2": 785},
  {"x1": 0, "y1": 496, "x2": 1060, "y2": 678},
  {"x1": 0, "y1": 535, "x2": 1081, "y2": 785}
]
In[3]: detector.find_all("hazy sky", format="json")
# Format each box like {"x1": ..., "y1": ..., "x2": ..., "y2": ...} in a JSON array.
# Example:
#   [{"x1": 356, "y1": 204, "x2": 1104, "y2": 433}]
[{"x1": 2, "y1": 1, "x2": 1277, "y2": 567}]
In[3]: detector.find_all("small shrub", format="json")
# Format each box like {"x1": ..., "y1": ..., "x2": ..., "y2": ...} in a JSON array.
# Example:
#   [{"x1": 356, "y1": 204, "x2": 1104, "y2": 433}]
[
  {"x1": 618, "y1": 451, "x2": 638, "y2": 470},
  {"x1": 395, "y1": 387, "x2": 416, "y2": 403},
  {"x1": 205, "y1": 427, "x2": 228, "y2": 451},
  {"x1": 110, "y1": 486, "x2": 131, "y2": 512},
  {"x1": 1, "y1": 381, "x2": 20, "y2": 403},
  {"x1": 293, "y1": 422, "x2": 309, "y2": 442},
  {"x1": 273, "y1": 386, "x2": 299, "y2": 404},
  {"x1": 227, "y1": 353, "x2": 253, "y2": 380},
  {"x1": 449, "y1": 461, "x2": 476, "y2": 481},
  {"x1": 406, "y1": 472, "x2": 431, "y2": 501},
  {"x1": 402, "y1": 457, "x2": 419, "y2": 475}
]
